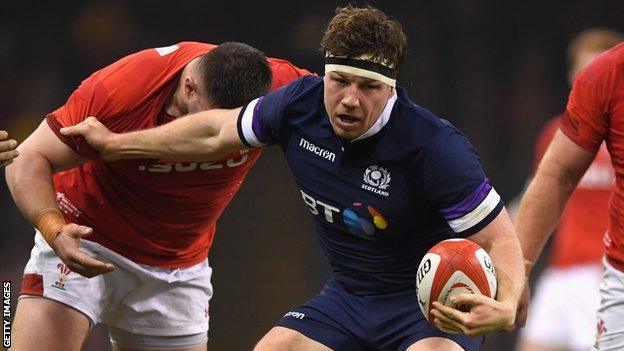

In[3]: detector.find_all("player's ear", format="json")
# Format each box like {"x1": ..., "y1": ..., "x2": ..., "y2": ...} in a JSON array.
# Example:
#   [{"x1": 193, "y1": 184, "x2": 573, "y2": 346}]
[{"x1": 184, "y1": 76, "x2": 200, "y2": 101}]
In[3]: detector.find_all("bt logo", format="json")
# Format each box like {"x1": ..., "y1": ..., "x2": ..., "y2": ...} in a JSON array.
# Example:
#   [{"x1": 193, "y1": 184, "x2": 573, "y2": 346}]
[
  {"x1": 300, "y1": 190, "x2": 339, "y2": 222},
  {"x1": 300, "y1": 189, "x2": 388, "y2": 238}
]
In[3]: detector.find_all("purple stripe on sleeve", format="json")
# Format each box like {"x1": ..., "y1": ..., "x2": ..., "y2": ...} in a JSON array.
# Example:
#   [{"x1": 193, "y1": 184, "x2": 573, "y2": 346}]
[
  {"x1": 251, "y1": 96, "x2": 270, "y2": 143},
  {"x1": 440, "y1": 179, "x2": 492, "y2": 220}
]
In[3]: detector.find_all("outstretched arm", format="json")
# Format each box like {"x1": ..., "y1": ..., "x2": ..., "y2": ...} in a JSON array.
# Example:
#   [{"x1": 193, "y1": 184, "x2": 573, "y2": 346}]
[{"x1": 60, "y1": 107, "x2": 247, "y2": 161}]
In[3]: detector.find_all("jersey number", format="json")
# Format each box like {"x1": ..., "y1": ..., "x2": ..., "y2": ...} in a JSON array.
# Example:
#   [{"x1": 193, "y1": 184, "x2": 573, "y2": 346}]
[{"x1": 138, "y1": 155, "x2": 248, "y2": 173}]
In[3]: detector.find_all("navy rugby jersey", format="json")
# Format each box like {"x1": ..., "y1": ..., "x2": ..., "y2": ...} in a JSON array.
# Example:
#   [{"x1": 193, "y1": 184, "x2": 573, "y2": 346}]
[{"x1": 237, "y1": 76, "x2": 503, "y2": 295}]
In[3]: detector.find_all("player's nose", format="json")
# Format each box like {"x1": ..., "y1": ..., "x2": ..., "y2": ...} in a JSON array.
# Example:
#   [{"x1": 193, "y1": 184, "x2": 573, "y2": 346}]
[{"x1": 341, "y1": 92, "x2": 360, "y2": 109}]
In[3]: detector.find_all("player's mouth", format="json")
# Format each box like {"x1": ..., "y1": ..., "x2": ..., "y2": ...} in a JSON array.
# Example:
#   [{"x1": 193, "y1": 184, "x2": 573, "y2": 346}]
[{"x1": 336, "y1": 114, "x2": 360, "y2": 130}]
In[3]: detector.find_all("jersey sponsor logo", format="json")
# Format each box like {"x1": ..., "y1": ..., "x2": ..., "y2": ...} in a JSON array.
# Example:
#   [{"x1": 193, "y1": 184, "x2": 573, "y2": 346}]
[
  {"x1": 343, "y1": 202, "x2": 388, "y2": 237},
  {"x1": 300, "y1": 190, "x2": 388, "y2": 238},
  {"x1": 154, "y1": 44, "x2": 179, "y2": 56},
  {"x1": 362, "y1": 165, "x2": 391, "y2": 197},
  {"x1": 299, "y1": 138, "x2": 336, "y2": 163},
  {"x1": 137, "y1": 153, "x2": 249, "y2": 173},
  {"x1": 56, "y1": 193, "x2": 82, "y2": 218},
  {"x1": 283, "y1": 311, "x2": 305, "y2": 319},
  {"x1": 300, "y1": 190, "x2": 340, "y2": 223},
  {"x1": 51, "y1": 263, "x2": 72, "y2": 291}
]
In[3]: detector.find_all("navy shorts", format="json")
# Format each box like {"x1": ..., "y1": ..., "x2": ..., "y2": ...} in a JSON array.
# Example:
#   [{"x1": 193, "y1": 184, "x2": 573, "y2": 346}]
[{"x1": 277, "y1": 279, "x2": 484, "y2": 351}]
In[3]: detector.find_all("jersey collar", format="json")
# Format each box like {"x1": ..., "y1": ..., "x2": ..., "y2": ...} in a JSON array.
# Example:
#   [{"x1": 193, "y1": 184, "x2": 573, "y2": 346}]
[{"x1": 351, "y1": 91, "x2": 398, "y2": 142}]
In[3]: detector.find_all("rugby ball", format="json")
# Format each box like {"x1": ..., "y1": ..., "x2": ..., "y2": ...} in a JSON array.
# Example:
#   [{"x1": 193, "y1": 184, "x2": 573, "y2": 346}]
[{"x1": 415, "y1": 238, "x2": 497, "y2": 322}]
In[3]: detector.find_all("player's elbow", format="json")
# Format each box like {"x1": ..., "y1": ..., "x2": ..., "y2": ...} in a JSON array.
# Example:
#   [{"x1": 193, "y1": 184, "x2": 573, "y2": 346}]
[
  {"x1": 533, "y1": 166, "x2": 578, "y2": 197},
  {"x1": 5, "y1": 149, "x2": 51, "y2": 186},
  {"x1": 202, "y1": 135, "x2": 235, "y2": 161},
  {"x1": 167, "y1": 137, "x2": 224, "y2": 162}
]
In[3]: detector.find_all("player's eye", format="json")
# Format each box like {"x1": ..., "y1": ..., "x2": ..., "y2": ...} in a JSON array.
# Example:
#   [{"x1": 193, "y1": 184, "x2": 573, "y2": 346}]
[{"x1": 362, "y1": 84, "x2": 379, "y2": 91}]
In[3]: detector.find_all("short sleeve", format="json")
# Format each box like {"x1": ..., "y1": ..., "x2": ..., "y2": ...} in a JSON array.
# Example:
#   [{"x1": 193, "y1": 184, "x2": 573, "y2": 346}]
[
  {"x1": 422, "y1": 128, "x2": 503, "y2": 235},
  {"x1": 560, "y1": 56, "x2": 616, "y2": 152},
  {"x1": 46, "y1": 78, "x2": 111, "y2": 158}
]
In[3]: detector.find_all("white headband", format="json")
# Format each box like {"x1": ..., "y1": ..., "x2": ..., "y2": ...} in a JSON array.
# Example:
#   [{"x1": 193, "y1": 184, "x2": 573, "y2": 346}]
[
  {"x1": 324, "y1": 52, "x2": 397, "y2": 87},
  {"x1": 325, "y1": 64, "x2": 396, "y2": 87}
]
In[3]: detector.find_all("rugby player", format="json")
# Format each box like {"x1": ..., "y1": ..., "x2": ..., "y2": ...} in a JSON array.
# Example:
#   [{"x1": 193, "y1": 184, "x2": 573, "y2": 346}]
[
  {"x1": 61, "y1": 6, "x2": 524, "y2": 351},
  {"x1": 5, "y1": 42, "x2": 309, "y2": 351},
  {"x1": 514, "y1": 37, "x2": 624, "y2": 350},
  {"x1": 516, "y1": 29, "x2": 622, "y2": 351}
]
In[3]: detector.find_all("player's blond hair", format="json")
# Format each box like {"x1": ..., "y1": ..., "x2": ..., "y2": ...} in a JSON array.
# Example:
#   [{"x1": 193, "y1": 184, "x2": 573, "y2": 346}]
[{"x1": 567, "y1": 28, "x2": 624, "y2": 63}]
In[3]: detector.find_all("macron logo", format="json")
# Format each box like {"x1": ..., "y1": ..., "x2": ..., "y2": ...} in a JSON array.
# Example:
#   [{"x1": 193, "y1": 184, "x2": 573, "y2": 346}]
[
  {"x1": 284, "y1": 311, "x2": 306, "y2": 320},
  {"x1": 299, "y1": 138, "x2": 336, "y2": 163}
]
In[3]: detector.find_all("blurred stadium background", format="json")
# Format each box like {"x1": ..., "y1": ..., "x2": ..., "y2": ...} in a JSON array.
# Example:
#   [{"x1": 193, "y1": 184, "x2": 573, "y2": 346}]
[{"x1": 1, "y1": 1, "x2": 623, "y2": 350}]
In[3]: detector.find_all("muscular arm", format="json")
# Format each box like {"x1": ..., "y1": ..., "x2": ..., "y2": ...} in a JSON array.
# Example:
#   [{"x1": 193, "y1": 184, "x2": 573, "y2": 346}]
[
  {"x1": 6, "y1": 120, "x2": 114, "y2": 277},
  {"x1": 515, "y1": 130, "x2": 595, "y2": 268},
  {"x1": 468, "y1": 208, "x2": 524, "y2": 312},
  {"x1": 6, "y1": 121, "x2": 87, "y2": 223},
  {"x1": 431, "y1": 208, "x2": 524, "y2": 336},
  {"x1": 61, "y1": 107, "x2": 247, "y2": 161}
]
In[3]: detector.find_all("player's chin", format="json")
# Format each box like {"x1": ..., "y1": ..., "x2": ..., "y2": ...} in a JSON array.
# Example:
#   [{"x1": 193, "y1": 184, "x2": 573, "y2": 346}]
[{"x1": 331, "y1": 124, "x2": 361, "y2": 140}]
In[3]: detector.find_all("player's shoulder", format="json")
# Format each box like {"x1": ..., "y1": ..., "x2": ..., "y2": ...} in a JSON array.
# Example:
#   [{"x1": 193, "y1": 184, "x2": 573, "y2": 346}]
[
  {"x1": 576, "y1": 42, "x2": 624, "y2": 86},
  {"x1": 93, "y1": 42, "x2": 210, "y2": 81},
  {"x1": 273, "y1": 75, "x2": 323, "y2": 103},
  {"x1": 391, "y1": 87, "x2": 465, "y2": 147},
  {"x1": 267, "y1": 58, "x2": 313, "y2": 78},
  {"x1": 176, "y1": 41, "x2": 216, "y2": 51},
  {"x1": 291, "y1": 75, "x2": 322, "y2": 93},
  {"x1": 375, "y1": 88, "x2": 475, "y2": 168},
  {"x1": 118, "y1": 42, "x2": 210, "y2": 61}
]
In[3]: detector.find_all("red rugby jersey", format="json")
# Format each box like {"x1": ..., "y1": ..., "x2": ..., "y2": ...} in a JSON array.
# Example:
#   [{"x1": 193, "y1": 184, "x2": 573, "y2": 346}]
[
  {"x1": 535, "y1": 117, "x2": 613, "y2": 268},
  {"x1": 560, "y1": 42, "x2": 624, "y2": 270},
  {"x1": 46, "y1": 42, "x2": 310, "y2": 268}
]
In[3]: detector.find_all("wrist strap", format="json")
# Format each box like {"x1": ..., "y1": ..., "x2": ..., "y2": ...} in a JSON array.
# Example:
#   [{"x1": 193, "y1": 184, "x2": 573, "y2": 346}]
[{"x1": 34, "y1": 209, "x2": 66, "y2": 247}]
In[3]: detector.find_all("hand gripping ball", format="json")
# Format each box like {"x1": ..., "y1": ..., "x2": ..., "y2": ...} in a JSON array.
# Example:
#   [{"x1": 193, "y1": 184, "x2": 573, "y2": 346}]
[{"x1": 416, "y1": 238, "x2": 497, "y2": 322}]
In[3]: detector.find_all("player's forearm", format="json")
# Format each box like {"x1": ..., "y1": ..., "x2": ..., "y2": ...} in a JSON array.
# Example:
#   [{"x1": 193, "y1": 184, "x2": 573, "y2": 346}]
[
  {"x1": 486, "y1": 229, "x2": 524, "y2": 309},
  {"x1": 515, "y1": 170, "x2": 575, "y2": 267},
  {"x1": 5, "y1": 150, "x2": 64, "y2": 226},
  {"x1": 468, "y1": 210, "x2": 524, "y2": 309},
  {"x1": 108, "y1": 110, "x2": 238, "y2": 161}
]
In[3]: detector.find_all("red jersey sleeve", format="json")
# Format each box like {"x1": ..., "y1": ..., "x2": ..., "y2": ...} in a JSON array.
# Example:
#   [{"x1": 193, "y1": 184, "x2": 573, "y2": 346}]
[
  {"x1": 533, "y1": 117, "x2": 561, "y2": 171},
  {"x1": 46, "y1": 42, "x2": 213, "y2": 158},
  {"x1": 560, "y1": 53, "x2": 618, "y2": 152},
  {"x1": 267, "y1": 58, "x2": 313, "y2": 90}
]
